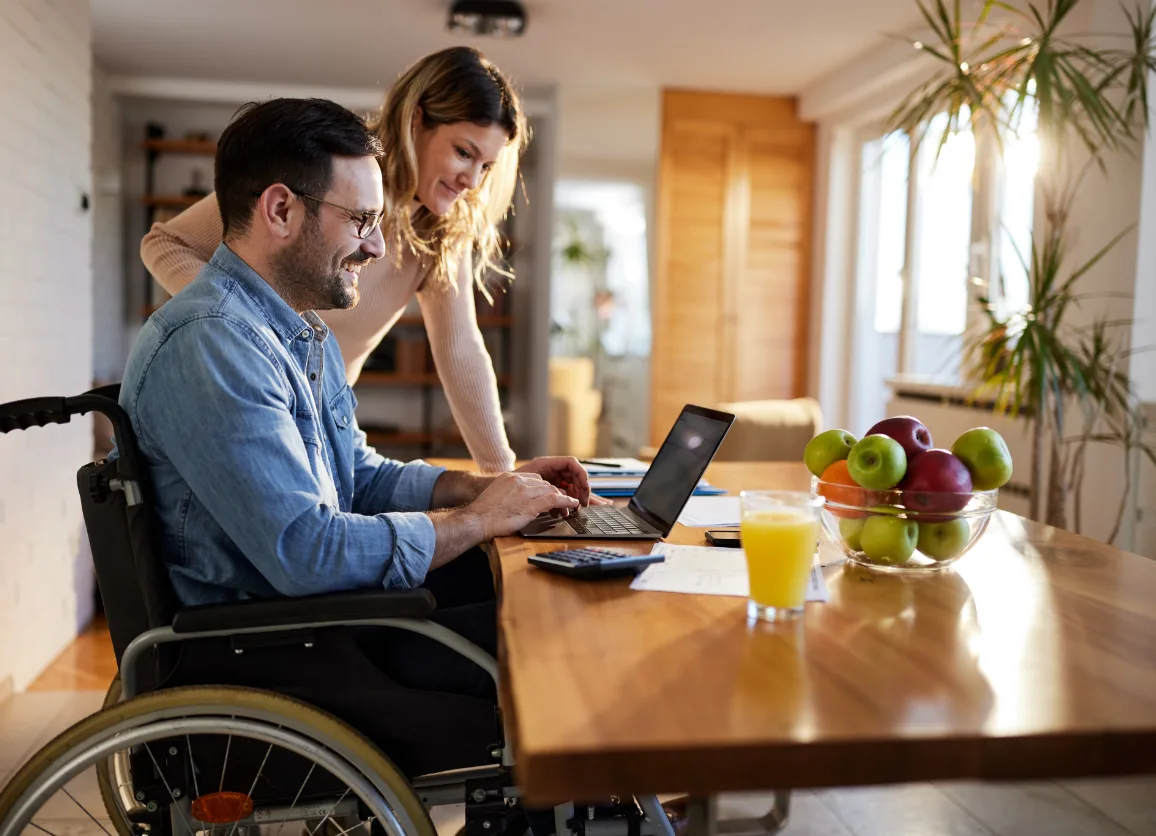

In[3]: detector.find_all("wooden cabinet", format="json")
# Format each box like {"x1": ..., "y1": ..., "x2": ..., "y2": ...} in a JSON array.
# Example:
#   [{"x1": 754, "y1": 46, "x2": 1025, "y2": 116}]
[{"x1": 651, "y1": 91, "x2": 814, "y2": 445}]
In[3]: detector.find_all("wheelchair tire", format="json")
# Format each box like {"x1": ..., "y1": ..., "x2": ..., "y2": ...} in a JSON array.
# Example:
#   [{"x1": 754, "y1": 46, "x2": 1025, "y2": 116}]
[
  {"x1": 94, "y1": 673, "x2": 136, "y2": 836},
  {"x1": 0, "y1": 685, "x2": 437, "y2": 836}
]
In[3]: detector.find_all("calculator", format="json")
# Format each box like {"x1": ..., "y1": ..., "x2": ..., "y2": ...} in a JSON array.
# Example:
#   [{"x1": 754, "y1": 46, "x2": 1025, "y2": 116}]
[{"x1": 527, "y1": 547, "x2": 665, "y2": 579}]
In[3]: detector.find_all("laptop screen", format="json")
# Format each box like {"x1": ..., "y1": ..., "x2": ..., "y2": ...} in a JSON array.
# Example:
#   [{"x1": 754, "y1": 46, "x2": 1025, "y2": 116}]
[{"x1": 629, "y1": 405, "x2": 735, "y2": 533}]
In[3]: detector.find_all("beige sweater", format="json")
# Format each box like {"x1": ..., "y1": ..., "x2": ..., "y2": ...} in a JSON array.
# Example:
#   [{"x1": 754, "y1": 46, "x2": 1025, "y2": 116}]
[{"x1": 140, "y1": 193, "x2": 516, "y2": 472}]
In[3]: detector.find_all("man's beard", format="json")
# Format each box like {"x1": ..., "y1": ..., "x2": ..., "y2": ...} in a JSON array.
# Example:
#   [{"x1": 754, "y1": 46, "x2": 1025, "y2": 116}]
[{"x1": 271, "y1": 216, "x2": 362, "y2": 312}]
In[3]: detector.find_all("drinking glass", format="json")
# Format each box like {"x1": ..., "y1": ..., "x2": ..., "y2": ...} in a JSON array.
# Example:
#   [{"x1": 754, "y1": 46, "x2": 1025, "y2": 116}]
[{"x1": 739, "y1": 491, "x2": 822, "y2": 622}]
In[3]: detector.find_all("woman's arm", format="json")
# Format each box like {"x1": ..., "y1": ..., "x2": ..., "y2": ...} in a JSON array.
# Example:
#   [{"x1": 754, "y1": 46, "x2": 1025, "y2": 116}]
[
  {"x1": 140, "y1": 193, "x2": 225, "y2": 295},
  {"x1": 419, "y1": 256, "x2": 517, "y2": 473}
]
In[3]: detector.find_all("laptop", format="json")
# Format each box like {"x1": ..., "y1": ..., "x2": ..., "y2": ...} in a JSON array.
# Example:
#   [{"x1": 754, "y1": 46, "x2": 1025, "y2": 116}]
[{"x1": 519, "y1": 404, "x2": 736, "y2": 540}]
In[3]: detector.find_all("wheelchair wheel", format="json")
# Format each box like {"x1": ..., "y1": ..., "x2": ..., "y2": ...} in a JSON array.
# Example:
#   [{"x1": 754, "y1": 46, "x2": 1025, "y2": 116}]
[
  {"x1": 0, "y1": 685, "x2": 437, "y2": 836},
  {"x1": 94, "y1": 673, "x2": 136, "y2": 836}
]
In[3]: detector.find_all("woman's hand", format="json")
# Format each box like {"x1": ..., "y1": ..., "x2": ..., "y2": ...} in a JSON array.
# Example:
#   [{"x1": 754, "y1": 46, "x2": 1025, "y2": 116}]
[{"x1": 515, "y1": 456, "x2": 593, "y2": 506}]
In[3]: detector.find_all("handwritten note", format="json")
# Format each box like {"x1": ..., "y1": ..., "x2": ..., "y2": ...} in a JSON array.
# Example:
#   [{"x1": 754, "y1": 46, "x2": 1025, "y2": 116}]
[{"x1": 629, "y1": 543, "x2": 829, "y2": 602}]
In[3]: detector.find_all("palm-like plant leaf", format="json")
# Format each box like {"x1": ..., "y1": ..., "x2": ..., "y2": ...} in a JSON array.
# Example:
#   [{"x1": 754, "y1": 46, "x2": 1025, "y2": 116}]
[{"x1": 892, "y1": 0, "x2": 1155, "y2": 527}]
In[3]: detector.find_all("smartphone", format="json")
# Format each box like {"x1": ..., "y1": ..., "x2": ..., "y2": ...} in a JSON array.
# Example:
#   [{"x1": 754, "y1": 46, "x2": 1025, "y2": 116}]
[{"x1": 705, "y1": 529, "x2": 742, "y2": 548}]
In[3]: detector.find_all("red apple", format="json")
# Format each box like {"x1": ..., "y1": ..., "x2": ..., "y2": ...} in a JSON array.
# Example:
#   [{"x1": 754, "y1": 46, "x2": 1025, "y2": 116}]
[
  {"x1": 898, "y1": 449, "x2": 973, "y2": 517},
  {"x1": 866, "y1": 415, "x2": 934, "y2": 462}
]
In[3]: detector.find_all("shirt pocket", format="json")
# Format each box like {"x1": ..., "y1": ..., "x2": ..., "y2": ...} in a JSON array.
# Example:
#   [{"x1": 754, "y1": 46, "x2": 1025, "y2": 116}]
[{"x1": 328, "y1": 385, "x2": 356, "y2": 433}]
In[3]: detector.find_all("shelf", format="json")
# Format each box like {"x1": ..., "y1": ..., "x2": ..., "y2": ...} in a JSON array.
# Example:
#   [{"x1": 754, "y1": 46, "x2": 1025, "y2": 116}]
[
  {"x1": 142, "y1": 139, "x2": 216, "y2": 155},
  {"x1": 357, "y1": 372, "x2": 512, "y2": 387},
  {"x1": 364, "y1": 430, "x2": 465, "y2": 447},
  {"x1": 144, "y1": 305, "x2": 510, "y2": 330},
  {"x1": 141, "y1": 195, "x2": 206, "y2": 209},
  {"x1": 394, "y1": 315, "x2": 513, "y2": 328}
]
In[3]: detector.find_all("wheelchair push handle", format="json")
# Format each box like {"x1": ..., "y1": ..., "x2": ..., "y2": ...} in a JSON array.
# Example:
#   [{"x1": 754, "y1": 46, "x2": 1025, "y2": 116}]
[
  {"x1": 0, "y1": 396, "x2": 75, "y2": 433},
  {"x1": 0, "y1": 387, "x2": 145, "y2": 480}
]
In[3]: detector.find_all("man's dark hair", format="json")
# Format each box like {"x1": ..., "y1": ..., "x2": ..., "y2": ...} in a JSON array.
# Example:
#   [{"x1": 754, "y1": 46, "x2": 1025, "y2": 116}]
[{"x1": 215, "y1": 98, "x2": 383, "y2": 238}]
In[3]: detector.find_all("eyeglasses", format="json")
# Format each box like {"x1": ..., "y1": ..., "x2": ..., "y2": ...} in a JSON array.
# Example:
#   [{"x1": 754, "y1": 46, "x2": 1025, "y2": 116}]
[{"x1": 288, "y1": 188, "x2": 384, "y2": 240}]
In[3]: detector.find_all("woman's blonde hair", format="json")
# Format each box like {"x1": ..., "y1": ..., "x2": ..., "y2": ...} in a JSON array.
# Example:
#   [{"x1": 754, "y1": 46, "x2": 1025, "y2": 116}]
[{"x1": 368, "y1": 46, "x2": 529, "y2": 293}]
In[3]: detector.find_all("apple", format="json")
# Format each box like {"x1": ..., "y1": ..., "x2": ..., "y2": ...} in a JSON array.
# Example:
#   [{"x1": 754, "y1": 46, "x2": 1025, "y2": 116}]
[
  {"x1": 951, "y1": 427, "x2": 1013, "y2": 491},
  {"x1": 917, "y1": 518, "x2": 971, "y2": 561},
  {"x1": 804, "y1": 429, "x2": 858, "y2": 478},
  {"x1": 898, "y1": 449, "x2": 973, "y2": 517},
  {"x1": 865, "y1": 415, "x2": 934, "y2": 462},
  {"x1": 847, "y1": 435, "x2": 907, "y2": 490},
  {"x1": 839, "y1": 516, "x2": 865, "y2": 551},
  {"x1": 860, "y1": 514, "x2": 919, "y2": 565}
]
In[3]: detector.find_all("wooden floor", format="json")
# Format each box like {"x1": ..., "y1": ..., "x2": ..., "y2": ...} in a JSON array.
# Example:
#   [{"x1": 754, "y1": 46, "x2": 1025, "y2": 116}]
[
  {"x1": 6, "y1": 620, "x2": 1156, "y2": 836},
  {"x1": 27, "y1": 614, "x2": 116, "y2": 692}
]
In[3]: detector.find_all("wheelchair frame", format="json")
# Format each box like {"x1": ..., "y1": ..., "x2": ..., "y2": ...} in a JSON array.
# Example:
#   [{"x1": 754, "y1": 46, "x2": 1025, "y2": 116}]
[{"x1": 0, "y1": 389, "x2": 683, "y2": 836}]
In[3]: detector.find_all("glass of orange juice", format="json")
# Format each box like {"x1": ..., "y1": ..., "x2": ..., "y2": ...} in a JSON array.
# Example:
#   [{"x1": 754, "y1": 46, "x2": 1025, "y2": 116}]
[{"x1": 740, "y1": 491, "x2": 823, "y2": 623}]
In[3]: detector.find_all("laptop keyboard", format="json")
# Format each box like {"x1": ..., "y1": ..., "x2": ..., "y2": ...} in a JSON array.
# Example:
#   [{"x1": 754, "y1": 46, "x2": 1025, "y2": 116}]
[{"x1": 564, "y1": 506, "x2": 651, "y2": 535}]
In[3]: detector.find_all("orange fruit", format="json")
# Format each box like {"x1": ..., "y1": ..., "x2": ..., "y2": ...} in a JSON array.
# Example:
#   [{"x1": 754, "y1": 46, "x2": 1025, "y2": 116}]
[{"x1": 817, "y1": 460, "x2": 868, "y2": 519}]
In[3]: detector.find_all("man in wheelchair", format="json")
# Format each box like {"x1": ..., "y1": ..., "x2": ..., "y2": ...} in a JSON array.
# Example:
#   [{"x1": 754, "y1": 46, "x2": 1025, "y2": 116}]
[
  {"x1": 0, "y1": 97, "x2": 697, "y2": 836},
  {"x1": 118, "y1": 98, "x2": 585, "y2": 791}
]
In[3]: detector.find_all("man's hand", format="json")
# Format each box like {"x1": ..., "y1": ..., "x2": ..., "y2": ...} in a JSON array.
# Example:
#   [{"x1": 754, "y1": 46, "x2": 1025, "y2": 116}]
[
  {"x1": 516, "y1": 456, "x2": 594, "y2": 506},
  {"x1": 469, "y1": 471, "x2": 580, "y2": 540}
]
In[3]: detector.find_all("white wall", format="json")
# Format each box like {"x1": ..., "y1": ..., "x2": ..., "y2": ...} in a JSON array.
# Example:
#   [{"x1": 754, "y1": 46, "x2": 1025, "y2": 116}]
[
  {"x1": 0, "y1": 0, "x2": 96, "y2": 692},
  {"x1": 92, "y1": 62, "x2": 125, "y2": 382},
  {"x1": 556, "y1": 85, "x2": 661, "y2": 182}
]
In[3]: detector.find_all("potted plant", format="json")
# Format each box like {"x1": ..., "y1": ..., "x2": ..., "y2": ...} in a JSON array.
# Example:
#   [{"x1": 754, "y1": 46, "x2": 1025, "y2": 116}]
[{"x1": 886, "y1": 0, "x2": 1156, "y2": 536}]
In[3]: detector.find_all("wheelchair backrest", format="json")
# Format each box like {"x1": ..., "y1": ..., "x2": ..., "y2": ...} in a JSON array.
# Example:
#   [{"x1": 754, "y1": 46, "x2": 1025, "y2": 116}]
[{"x1": 0, "y1": 387, "x2": 179, "y2": 688}]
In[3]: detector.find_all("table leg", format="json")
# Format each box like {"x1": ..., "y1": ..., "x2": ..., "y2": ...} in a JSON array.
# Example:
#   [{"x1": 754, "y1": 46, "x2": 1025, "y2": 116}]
[
  {"x1": 684, "y1": 792, "x2": 791, "y2": 836},
  {"x1": 685, "y1": 797, "x2": 718, "y2": 836}
]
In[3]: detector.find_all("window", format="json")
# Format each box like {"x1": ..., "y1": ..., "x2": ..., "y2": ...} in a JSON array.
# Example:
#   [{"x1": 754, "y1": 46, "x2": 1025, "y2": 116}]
[
  {"x1": 847, "y1": 106, "x2": 1038, "y2": 428},
  {"x1": 996, "y1": 101, "x2": 1040, "y2": 319},
  {"x1": 872, "y1": 131, "x2": 909, "y2": 334},
  {"x1": 914, "y1": 115, "x2": 975, "y2": 339}
]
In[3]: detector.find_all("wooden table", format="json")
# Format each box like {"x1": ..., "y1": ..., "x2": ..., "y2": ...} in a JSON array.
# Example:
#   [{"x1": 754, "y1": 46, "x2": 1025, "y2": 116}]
[{"x1": 485, "y1": 461, "x2": 1156, "y2": 806}]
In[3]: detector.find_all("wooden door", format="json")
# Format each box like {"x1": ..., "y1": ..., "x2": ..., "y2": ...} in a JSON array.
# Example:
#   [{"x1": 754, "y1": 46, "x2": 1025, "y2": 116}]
[
  {"x1": 651, "y1": 92, "x2": 814, "y2": 446},
  {"x1": 730, "y1": 126, "x2": 813, "y2": 402},
  {"x1": 651, "y1": 119, "x2": 735, "y2": 444}
]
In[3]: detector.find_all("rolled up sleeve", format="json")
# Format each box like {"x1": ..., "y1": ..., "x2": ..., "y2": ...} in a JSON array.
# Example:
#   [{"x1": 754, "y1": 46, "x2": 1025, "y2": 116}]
[{"x1": 378, "y1": 511, "x2": 437, "y2": 589}]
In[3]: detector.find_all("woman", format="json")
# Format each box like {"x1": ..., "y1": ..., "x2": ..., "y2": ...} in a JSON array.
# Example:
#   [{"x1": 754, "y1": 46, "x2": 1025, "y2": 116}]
[{"x1": 142, "y1": 46, "x2": 526, "y2": 472}]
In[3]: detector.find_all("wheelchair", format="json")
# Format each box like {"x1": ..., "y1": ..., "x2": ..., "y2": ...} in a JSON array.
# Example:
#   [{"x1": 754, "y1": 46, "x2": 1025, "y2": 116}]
[{"x1": 0, "y1": 388, "x2": 678, "y2": 836}]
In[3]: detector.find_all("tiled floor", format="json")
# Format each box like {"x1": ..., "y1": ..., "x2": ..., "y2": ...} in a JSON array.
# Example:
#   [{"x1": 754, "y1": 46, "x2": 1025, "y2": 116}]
[{"x1": 2, "y1": 625, "x2": 1155, "y2": 836}]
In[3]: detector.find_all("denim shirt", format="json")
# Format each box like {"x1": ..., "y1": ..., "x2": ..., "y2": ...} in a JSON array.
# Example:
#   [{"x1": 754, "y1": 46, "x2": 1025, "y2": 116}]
[{"x1": 120, "y1": 244, "x2": 445, "y2": 606}]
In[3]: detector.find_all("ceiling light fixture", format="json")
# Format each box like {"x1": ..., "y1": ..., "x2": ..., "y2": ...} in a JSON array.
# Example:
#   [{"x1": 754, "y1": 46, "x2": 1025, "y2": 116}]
[{"x1": 447, "y1": 0, "x2": 527, "y2": 38}]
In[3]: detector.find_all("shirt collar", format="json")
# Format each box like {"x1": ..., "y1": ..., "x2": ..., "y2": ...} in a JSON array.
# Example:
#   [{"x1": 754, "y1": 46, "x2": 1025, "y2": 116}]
[{"x1": 208, "y1": 243, "x2": 327, "y2": 344}]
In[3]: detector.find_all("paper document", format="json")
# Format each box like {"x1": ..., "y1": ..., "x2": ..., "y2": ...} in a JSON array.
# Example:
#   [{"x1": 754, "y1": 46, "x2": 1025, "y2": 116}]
[
  {"x1": 630, "y1": 543, "x2": 829, "y2": 602},
  {"x1": 581, "y1": 458, "x2": 651, "y2": 475},
  {"x1": 591, "y1": 477, "x2": 710, "y2": 490},
  {"x1": 677, "y1": 496, "x2": 741, "y2": 526}
]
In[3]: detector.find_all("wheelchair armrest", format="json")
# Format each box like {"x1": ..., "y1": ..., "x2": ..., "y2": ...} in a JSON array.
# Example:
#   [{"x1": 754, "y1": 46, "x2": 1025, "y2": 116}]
[{"x1": 171, "y1": 588, "x2": 437, "y2": 634}]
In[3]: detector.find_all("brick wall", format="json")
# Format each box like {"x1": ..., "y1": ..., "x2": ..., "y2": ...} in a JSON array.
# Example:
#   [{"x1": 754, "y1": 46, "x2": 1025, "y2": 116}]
[{"x1": 0, "y1": 0, "x2": 95, "y2": 692}]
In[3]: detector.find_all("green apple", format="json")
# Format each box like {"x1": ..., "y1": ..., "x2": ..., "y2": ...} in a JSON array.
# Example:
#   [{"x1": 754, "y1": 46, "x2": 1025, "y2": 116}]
[
  {"x1": 917, "y1": 518, "x2": 971, "y2": 561},
  {"x1": 804, "y1": 429, "x2": 858, "y2": 477},
  {"x1": 860, "y1": 514, "x2": 918, "y2": 565},
  {"x1": 847, "y1": 434, "x2": 908, "y2": 490},
  {"x1": 839, "y1": 517, "x2": 865, "y2": 551},
  {"x1": 951, "y1": 427, "x2": 1013, "y2": 490}
]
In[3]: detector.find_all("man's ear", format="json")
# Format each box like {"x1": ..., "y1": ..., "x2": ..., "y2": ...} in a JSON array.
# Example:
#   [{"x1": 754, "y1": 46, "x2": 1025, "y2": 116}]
[{"x1": 255, "y1": 183, "x2": 296, "y2": 239}]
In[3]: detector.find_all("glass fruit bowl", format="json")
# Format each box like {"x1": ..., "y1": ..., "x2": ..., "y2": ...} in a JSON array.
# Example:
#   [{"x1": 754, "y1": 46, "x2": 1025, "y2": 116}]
[{"x1": 811, "y1": 476, "x2": 998, "y2": 572}]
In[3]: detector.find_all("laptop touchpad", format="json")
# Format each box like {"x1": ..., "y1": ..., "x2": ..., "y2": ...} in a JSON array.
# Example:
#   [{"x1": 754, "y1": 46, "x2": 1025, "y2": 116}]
[{"x1": 520, "y1": 516, "x2": 573, "y2": 537}]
